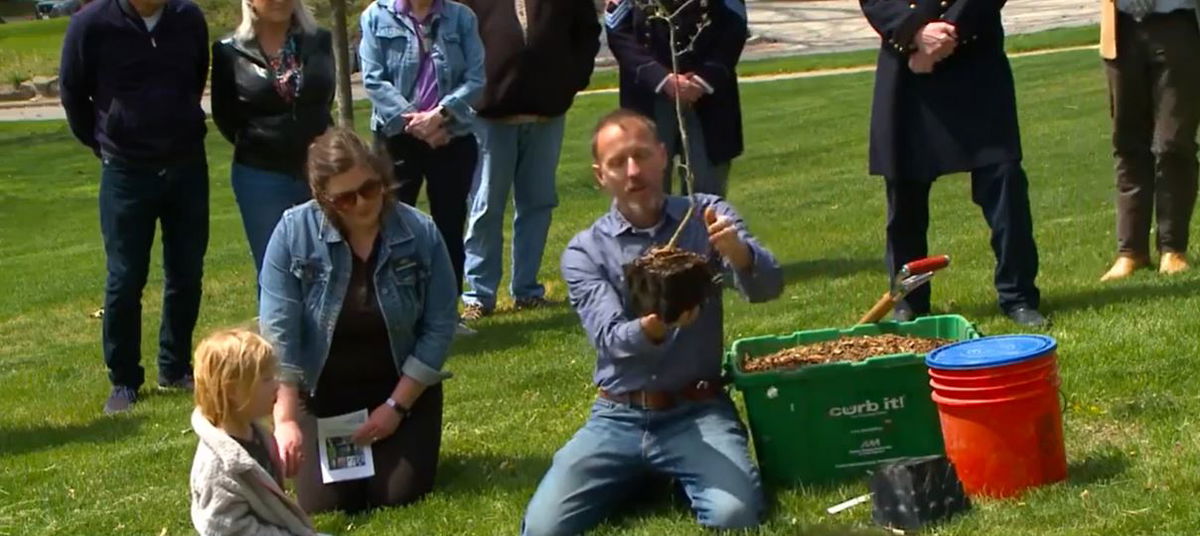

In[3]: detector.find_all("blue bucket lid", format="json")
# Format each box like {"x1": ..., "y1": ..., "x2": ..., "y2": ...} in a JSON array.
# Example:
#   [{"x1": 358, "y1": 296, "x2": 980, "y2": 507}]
[{"x1": 926, "y1": 335, "x2": 1057, "y2": 370}]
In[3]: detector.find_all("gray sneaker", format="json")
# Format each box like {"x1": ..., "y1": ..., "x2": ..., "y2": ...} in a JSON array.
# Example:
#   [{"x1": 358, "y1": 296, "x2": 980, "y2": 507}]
[
  {"x1": 455, "y1": 321, "x2": 477, "y2": 337},
  {"x1": 103, "y1": 386, "x2": 138, "y2": 415}
]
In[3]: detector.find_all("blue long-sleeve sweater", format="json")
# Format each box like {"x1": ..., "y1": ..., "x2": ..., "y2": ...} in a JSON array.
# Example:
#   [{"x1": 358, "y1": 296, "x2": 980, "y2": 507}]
[{"x1": 59, "y1": 0, "x2": 209, "y2": 164}]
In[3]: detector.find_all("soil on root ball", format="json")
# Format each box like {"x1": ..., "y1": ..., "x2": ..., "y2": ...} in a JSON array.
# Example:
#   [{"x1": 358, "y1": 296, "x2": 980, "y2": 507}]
[{"x1": 625, "y1": 246, "x2": 716, "y2": 324}]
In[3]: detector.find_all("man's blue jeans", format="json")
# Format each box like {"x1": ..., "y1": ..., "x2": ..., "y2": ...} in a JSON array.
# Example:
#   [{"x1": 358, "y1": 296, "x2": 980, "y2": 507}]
[
  {"x1": 99, "y1": 153, "x2": 209, "y2": 389},
  {"x1": 230, "y1": 163, "x2": 312, "y2": 277},
  {"x1": 462, "y1": 116, "x2": 566, "y2": 309},
  {"x1": 521, "y1": 395, "x2": 764, "y2": 535}
]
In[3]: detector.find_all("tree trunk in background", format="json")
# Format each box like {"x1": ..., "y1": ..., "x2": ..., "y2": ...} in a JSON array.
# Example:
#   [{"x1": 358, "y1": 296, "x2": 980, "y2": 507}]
[{"x1": 330, "y1": 0, "x2": 355, "y2": 128}]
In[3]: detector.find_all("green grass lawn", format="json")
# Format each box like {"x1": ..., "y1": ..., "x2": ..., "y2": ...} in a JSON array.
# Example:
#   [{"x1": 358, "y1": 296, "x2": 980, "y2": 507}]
[
  {"x1": 0, "y1": 16, "x2": 67, "y2": 86},
  {"x1": 3, "y1": 47, "x2": 1200, "y2": 535}
]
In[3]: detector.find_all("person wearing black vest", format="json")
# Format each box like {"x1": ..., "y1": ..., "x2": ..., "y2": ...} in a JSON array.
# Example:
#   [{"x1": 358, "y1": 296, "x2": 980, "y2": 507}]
[
  {"x1": 860, "y1": 0, "x2": 1048, "y2": 327},
  {"x1": 60, "y1": 0, "x2": 210, "y2": 414},
  {"x1": 211, "y1": 0, "x2": 335, "y2": 276}
]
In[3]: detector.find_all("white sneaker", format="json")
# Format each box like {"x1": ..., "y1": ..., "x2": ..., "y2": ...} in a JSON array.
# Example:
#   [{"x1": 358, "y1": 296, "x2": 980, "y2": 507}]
[{"x1": 455, "y1": 322, "x2": 477, "y2": 337}]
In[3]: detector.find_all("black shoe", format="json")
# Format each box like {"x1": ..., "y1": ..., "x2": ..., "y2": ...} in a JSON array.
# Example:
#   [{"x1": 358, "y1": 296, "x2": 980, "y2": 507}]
[
  {"x1": 1006, "y1": 307, "x2": 1050, "y2": 328},
  {"x1": 103, "y1": 385, "x2": 138, "y2": 415},
  {"x1": 158, "y1": 373, "x2": 194, "y2": 391}
]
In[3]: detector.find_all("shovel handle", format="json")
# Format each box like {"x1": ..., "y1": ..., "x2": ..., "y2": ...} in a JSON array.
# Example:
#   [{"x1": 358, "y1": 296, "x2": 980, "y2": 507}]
[
  {"x1": 902, "y1": 255, "x2": 950, "y2": 276},
  {"x1": 858, "y1": 292, "x2": 895, "y2": 325}
]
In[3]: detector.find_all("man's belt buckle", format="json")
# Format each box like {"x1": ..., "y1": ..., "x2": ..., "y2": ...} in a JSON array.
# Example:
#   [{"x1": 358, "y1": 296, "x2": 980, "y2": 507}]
[{"x1": 636, "y1": 390, "x2": 651, "y2": 409}]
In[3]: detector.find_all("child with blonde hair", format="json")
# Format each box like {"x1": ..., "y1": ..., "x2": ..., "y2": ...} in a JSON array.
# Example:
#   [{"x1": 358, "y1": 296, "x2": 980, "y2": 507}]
[{"x1": 189, "y1": 328, "x2": 319, "y2": 535}]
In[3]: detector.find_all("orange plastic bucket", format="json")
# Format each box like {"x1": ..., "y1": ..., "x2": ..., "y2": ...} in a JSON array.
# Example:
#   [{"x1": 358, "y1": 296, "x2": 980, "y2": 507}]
[
  {"x1": 928, "y1": 353, "x2": 1058, "y2": 388},
  {"x1": 926, "y1": 335, "x2": 1068, "y2": 498},
  {"x1": 929, "y1": 372, "x2": 1056, "y2": 399}
]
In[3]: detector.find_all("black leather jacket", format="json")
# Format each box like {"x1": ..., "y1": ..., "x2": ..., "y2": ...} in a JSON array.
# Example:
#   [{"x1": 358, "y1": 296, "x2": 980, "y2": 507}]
[{"x1": 211, "y1": 28, "x2": 335, "y2": 177}]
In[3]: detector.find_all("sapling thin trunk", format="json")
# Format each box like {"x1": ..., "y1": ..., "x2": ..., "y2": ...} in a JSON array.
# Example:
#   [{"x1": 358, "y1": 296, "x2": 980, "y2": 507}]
[
  {"x1": 623, "y1": 0, "x2": 718, "y2": 323},
  {"x1": 641, "y1": 0, "x2": 706, "y2": 249}
]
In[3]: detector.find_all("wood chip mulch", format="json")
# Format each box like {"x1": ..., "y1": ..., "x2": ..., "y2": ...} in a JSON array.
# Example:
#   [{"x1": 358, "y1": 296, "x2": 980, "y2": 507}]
[{"x1": 741, "y1": 334, "x2": 952, "y2": 373}]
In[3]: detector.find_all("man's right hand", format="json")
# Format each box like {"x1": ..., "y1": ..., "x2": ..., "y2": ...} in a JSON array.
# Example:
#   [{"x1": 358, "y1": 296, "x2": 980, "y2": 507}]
[
  {"x1": 641, "y1": 307, "x2": 701, "y2": 344},
  {"x1": 274, "y1": 419, "x2": 304, "y2": 478},
  {"x1": 916, "y1": 22, "x2": 957, "y2": 60}
]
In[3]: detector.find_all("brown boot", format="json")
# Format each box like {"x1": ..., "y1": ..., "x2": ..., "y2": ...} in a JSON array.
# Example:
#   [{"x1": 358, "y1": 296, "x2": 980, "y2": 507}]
[
  {"x1": 1100, "y1": 255, "x2": 1148, "y2": 282},
  {"x1": 1159, "y1": 252, "x2": 1191, "y2": 274}
]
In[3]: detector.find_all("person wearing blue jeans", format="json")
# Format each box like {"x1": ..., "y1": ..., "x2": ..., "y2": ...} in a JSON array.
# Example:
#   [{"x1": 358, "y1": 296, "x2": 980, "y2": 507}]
[
  {"x1": 211, "y1": 0, "x2": 335, "y2": 275},
  {"x1": 522, "y1": 109, "x2": 783, "y2": 535},
  {"x1": 229, "y1": 165, "x2": 314, "y2": 273},
  {"x1": 60, "y1": 0, "x2": 211, "y2": 413},
  {"x1": 462, "y1": 117, "x2": 566, "y2": 316},
  {"x1": 98, "y1": 154, "x2": 209, "y2": 404},
  {"x1": 458, "y1": 0, "x2": 601, "y2": 319}
]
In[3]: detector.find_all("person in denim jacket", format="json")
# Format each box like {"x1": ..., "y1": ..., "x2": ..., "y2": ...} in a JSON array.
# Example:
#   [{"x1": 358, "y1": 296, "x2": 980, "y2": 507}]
[
  {"x1": 259, "y1": 128, "x2": 458, "y2": 513},
  {"x1": 359, "y1": 0, "x2": 484, "y2": 334}
]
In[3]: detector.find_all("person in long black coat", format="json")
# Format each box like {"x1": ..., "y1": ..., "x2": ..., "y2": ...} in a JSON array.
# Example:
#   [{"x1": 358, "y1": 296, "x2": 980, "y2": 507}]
[
  {"x1": 605, "y1": 0, "x2": 747, "y2": 197},
  {"x1": 860, "y1": 0, "x2": 1047, "y2": 327}
]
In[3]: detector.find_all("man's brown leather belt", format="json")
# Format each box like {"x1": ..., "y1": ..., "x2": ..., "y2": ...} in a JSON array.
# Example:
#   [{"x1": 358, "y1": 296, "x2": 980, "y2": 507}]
[{"x1": 599, "y1": 380, "x2": 724, "y2": 411}]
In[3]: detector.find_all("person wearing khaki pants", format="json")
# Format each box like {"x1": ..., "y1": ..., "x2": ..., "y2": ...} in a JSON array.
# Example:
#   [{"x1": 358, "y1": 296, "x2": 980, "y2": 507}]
[{"x1": 1099, "y1": 0, "x2": 1200, "y2": 281}]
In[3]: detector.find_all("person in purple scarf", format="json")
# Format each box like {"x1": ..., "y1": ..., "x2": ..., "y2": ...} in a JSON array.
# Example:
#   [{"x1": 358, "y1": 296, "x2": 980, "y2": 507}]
[{"x1": 360, "y1": 0, "x2": 484, "y2": 335}]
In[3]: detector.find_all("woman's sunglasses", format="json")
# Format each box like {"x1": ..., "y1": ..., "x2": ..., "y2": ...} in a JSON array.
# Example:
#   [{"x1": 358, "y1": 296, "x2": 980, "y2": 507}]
[{"x1": 325, "y1": 179, "x2": 384, "y2": 212}]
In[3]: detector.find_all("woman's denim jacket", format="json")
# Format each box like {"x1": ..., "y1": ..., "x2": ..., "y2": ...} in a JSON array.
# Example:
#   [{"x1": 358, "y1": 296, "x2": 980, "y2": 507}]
[
  {"x1": 359, "y1": 0, "x2": 485, "y2": 138},
  {"x1": 259, "y1": 200, "x2": 457, "y2": 394}
]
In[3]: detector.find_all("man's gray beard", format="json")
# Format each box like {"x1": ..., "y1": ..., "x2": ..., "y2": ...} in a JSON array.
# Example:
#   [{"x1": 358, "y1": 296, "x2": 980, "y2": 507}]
[{"x1": 622, "y1": 197, "x2": 664, "y2": 227}]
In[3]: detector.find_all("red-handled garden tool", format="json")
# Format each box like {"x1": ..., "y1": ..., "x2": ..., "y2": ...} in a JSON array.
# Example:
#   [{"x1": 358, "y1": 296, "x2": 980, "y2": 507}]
[{"x1": 858, "y1": 255, "x2": 951, "y2": 324}]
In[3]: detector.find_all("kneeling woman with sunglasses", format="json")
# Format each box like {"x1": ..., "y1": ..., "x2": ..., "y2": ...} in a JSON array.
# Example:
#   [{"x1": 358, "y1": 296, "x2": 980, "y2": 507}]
[{"x1": 259, "y1": 128, "x2": 458, "y2": 514}]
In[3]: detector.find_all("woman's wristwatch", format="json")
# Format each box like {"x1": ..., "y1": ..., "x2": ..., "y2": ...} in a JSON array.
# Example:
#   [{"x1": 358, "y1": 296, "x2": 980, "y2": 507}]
[{"x1": 385, "y1": 397, "x2": 411, "y2": 420}]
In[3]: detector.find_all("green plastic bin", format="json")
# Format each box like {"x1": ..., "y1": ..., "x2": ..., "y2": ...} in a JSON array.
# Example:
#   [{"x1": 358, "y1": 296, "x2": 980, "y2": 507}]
[{"x1": 725, "y1": 315, "x2": 981, "y2": 485}]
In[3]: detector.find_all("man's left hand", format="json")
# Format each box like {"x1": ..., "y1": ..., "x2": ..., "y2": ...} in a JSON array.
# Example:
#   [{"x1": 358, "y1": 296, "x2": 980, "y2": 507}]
[
  {"x1": 908, "y1": 51, "x2": 937, "y2": 74},
  {"x1": 705, "y1": 206, "x2": 751, "y2": 271},
  {"x1": 677, "y1": 74, "x2": 705, "y2": 105}
]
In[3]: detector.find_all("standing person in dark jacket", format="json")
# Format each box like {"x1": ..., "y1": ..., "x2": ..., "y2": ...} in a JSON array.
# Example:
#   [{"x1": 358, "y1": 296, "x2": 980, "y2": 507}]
[
  {"x1": 59, "y1": 0, "x2": 210, "y2": 414},
  {"x1": 211, "y1": 0, "x2": 334, "y2": 277},
  {"x1": 605, "y1": 0, "x2": 747, "y2": 197},
  {"x1": 859, "y1": 0, "x2": 1048, "y2": 327},
  {"x1": 458, "y1": 0, "x2": 600, "y2": 322}
]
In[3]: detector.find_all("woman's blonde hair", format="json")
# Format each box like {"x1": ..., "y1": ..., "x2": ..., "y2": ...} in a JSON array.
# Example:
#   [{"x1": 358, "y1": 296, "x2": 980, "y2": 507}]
[
  {"x1": 193, "y1": 328, "x2": 279, "y2": 426},
  {"x1": 234, "y1": 0, "x2": 319, "y2": 41}
]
